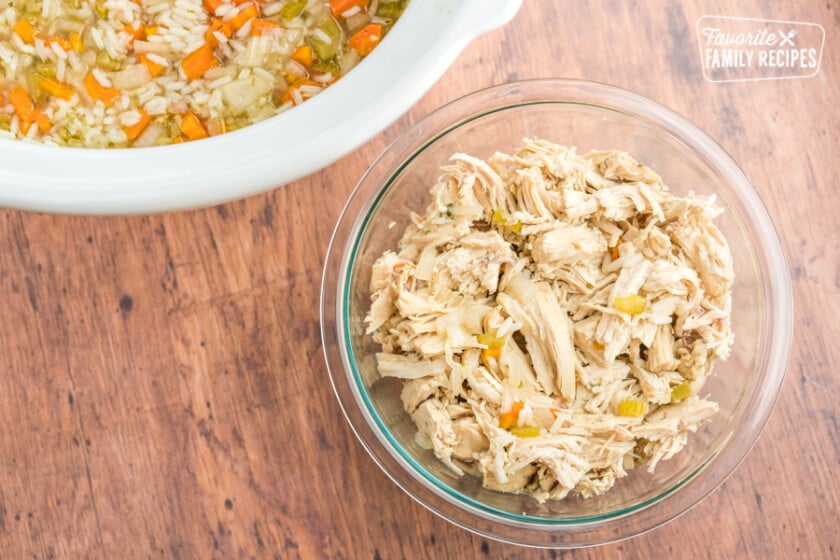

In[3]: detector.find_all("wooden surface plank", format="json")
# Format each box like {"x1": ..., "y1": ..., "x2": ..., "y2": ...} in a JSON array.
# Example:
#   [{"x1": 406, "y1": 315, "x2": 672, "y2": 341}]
[{"x1": 1, "y1": 0, "x2": 838, "y2": 557}]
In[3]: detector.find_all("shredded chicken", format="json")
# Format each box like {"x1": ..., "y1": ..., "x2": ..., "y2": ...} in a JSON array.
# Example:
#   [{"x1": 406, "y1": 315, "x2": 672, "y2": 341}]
[{"x1": 365, "y1": 139, "x2": 734, "y2": 502}]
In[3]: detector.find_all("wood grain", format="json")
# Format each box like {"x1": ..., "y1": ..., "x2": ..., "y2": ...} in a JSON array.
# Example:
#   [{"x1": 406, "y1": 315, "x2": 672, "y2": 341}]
[{"x1": 1, "y1": 0, "x2": 838, "y2": 557}]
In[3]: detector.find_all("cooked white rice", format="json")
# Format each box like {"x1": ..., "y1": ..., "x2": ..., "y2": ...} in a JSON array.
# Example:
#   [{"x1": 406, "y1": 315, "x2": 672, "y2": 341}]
[{"x1": 0, "y1": 0, "x2": 407, "y2": 147}]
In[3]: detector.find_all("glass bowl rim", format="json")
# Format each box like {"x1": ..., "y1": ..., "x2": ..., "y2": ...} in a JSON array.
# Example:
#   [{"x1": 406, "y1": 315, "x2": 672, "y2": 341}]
[{"x1": 321, "y1": 78, "x2": 793, "y2": 547}]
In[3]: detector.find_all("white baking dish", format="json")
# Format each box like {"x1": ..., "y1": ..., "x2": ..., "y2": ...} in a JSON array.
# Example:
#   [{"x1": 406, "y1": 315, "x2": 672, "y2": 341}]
[{"x1": 0, "y1": 0, "x2": 522, "y2": 214}]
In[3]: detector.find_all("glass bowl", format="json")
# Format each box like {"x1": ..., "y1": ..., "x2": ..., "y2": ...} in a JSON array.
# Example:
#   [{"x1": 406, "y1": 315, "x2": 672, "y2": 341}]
[{"x1": 320, "y1": 79, "x2": 792, "y2": 548}]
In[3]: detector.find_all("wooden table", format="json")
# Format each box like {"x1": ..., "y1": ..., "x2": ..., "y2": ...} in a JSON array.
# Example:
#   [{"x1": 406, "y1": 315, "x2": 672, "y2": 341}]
[{"x1": 1, "y1": 1, "x2": 837, "y2": 558}]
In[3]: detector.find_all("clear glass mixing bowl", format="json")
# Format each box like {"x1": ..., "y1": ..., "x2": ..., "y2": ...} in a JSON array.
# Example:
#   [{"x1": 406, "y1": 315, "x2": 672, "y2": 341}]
[{"x1": 321, "y1": 79, "x2": 792, "y2": 547}]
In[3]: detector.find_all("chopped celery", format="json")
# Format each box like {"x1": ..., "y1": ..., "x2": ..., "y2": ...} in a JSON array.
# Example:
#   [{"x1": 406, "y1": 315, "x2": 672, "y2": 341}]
[
  {"x1": 614, "y1": 294, "x2": 646, "y2": 315},
  {"x1": 311, "y1": 59, "x2": 340, "y2": 76},
  {"x1": 617, "y1": 399, "x2": 646, "y2": 417},
  {"x1": 35, "y1": 60, "x2": 56, "y2": 78},
  {"x1": 670, "y1": 382, "x2": 692, "y2": 403},
  {"x1": 491, "y1": 208, "x2": 522, "y2": 234},
  {"x1": 510, "y1": 426, "x2": 541, "y2": 438},
  {"x1": 280, "y1": 0, "x2": 307, "y2": 19},
  {"x1": 96, "y1": 52, "x2": 122, "y2": 71},
  {"x1": 311, "y1": 17, "x2": 341, "y2": 61},
  {"x1": 477, "y1": 331, "x2": 505, "y2": 348},
  {"x1": 377, "y1": 0, "x2": 407, "y2": 20},
  {"x1": 478, "y1": 330, "x2": 504, "y2": 366}
]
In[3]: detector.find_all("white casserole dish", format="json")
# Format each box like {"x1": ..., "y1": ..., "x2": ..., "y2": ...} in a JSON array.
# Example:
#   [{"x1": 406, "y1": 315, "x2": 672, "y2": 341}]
[{"x1": 0, "y1": 0, "x2": 522, "y2": 214}]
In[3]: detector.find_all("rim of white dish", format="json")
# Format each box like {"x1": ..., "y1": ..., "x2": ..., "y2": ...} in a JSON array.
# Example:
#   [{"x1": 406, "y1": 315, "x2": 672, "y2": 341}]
[{"x1": 0, "y1": 0, "x2": 523, "y2": 215}]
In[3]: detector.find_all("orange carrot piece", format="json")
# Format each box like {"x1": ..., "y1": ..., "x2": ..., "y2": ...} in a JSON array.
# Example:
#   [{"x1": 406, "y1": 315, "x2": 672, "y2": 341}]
[
  {"x1": 498, "y1": 401, "x2": 524, "y2": 430},
  {"x1": 229, "y1": 3, "x2": 259, "y2": 30},
  {"x1": 139, "y1": 53, "x2": 165, "y2": 77},
  {"x1": 38, "y1": 77, "x2": 75, "y2": 101},
  {"x1": 203, "y1": 0, "x2": 223, "y2": 14},
  {"x1": 329, "y1": 0, "x2": 366, "y2": 17},
  {"x1": 181, "y1": 42, "x2": 218, "y2": 79},
  {"x1": 8, "y1": 88, "x2": 36, "y2": 122},
  {"x1": 348, "y1": 23, "x2": 382, "y2": 56},
  {"x1": 69, "y1": 32, "x2": 84, "y2": 52},
  {"x1": 34, "y1": 111, "x2": 51, "y2": 133},
  {"x1": 205, "y1": 19, "x2": 232, "y2": 46},
  {"x1": 13, "y1": 20, "x2": 36, "y2": 44},
  {"x1": 124, "y1": 110, "x2": 151, "y2": 140},
  {"x1": 144, "y1": 25, "x2": 160, "y2": 36},
  {"x1": 85, "y1": 72, "x2": 120, "y2": 106},
  {"x1": 45, "y1": 36, "x2": 73, "y2": 51},
  {"x1": 291, "y1": 44, "x2": 312, "y2": 67},
  {"x1": 281, "y1": 78, "x2": 320, "y2": 105},
  {"x1": 179, "y1": 111, "x2": 208, "y2": 140},
  {"x1": 124, "y1": 22, "x2": 144, "y2": 43},
  {"x1": 251, "y1": 19, "x2": 282, "y2": 36}
]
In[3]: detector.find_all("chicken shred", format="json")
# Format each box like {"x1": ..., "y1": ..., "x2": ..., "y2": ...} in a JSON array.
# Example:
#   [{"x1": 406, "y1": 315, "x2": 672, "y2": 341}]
[{"x1": 365, "y1": 139, "x2": 734, "y2": 502}]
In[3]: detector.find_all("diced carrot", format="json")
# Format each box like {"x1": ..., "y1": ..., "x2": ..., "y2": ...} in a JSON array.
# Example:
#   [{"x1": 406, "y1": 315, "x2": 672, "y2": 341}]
[
  {"x1": 205, "y1": 19, "x2": 232, "y2": 46},
  {"x1": 124, "y1": 110, "x2": 151, "y2": 140},
  {"x1": 144, "y1": 25, "x2": 160, "y2": 37},
  {"x1": 609, "y1": 236, "x2": 622, "y2": 260},
  {"x1": 329, "y1": 0, "x2": 367, "y2": 18},
  {"x1": 8, "y1": 88, "x2": 36, "y2": 122},
  {"x1": 281, "y1": 78, "x2": 320, "y2": 105},
  {"x1": 498, "y1": 401, "x2": 524, "y2": 430},
  {"x1": 203, "y1": 0, "x2": 223, "y2": 14},
  {"x1": 348, "y1": 23, "x2": 382, "y2": 56},
  {"x1": 38, "y1": 77, "x2": 75, "y2": 101},
  {"x1": 291, "y1": 44, "x2": 312, "y2": 67},
  {"x1": 13, "y1": 20, "x2": 36, "y2": 44},
  {"x1": 34, "y1": 111, "x2": 51, "y2": 133},
  {"x1": 69, "y1": 32, "x2": 84, "y2": 52},
  {"x1": 139, "y1": 53, "x2": 165, "y2": 77},
  {"x1": 85, "y1": 72, "x2": 120, "y2": 106},
  {"x1": 179, "y1": 111, "x2": 208, "y2": 140},
  {"x1": 45, "y1": 36, "x2": 73, "y2": 51},
  {"x1": 124, "y1": 22, "x2": 144, "y2": 43},
  {"x1": 181, "y1": 42, "x2": 218, "y2": 80},
  {"x1": 229, "y1": 3, "x2": 259, "y2": 30},
  {"x1": 251, "y1": 19, "x2": 282, "y2": 36},
  {"x1": 171, "y1": 136, "x2": 186, "y2": 144}
]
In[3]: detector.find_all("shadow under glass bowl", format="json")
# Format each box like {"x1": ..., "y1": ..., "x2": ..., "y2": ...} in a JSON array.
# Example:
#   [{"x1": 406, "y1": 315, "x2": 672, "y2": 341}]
[{"x1": 320, "y1": 79, "x2": 792, "y2": 548}]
